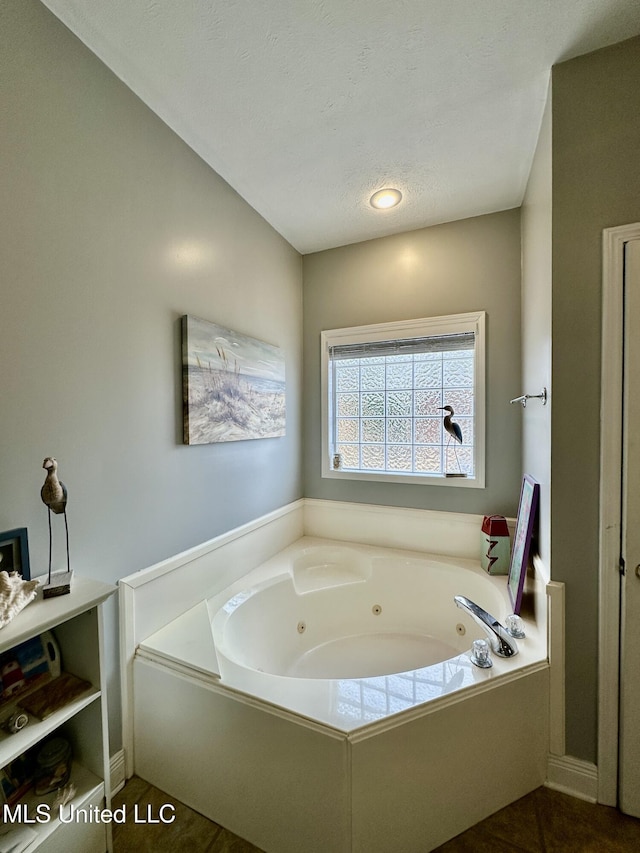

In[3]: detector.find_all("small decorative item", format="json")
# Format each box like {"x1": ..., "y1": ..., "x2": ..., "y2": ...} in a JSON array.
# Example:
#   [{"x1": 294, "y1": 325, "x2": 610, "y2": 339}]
[
  {"x1": 0, "y1": 753, "x2": 37, "y2": 805},
  {"x1": 1, "y1": 711, "x2": 29, "y2": 734},
  {"x1": 0, "y1": 528, "x2": 31, "y2": 580},
  {"x1": 480, "y1": 515, "x2": 511, "y2": 575},
  {"x1": 40, "y1": 457, "x2": 72, "y2": 597},
  {"x1": 438, "y1": 405, "x2": 466, "y2": 477},
  {"x1": 34, "y1": 736, "x2": 72, "y2": 794},
  {"x1": 0, "y1": 632, "x2": 60, "y2": 700},
  {"x1": 508, "y1": 474, "x2": 540, "y2": 614},
  {"x1": 54, "y1": 782, "x2": 77, "y2": 809},
  {"x1": 182, "y1": 315, "x2": 286, "y2": 445},
  {"x1": 0, "y1": 526, "x2": 38, "y2": 626},
  {"x1": 18, "y1": 671, "x2": 92, "y2": 720},
  {"x1": 0, "y1": 572, "x2": 39, "y2": 630},
  {"x1": 0, "y1": 658, "x2": 25, "y2": 697}
]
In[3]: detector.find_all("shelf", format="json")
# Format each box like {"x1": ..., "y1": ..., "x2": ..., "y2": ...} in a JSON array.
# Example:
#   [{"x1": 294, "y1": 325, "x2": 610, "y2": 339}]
[
  {"x1": 1, "y1": 761, "x2": 105, "y2": 853},
  {"x1": 0, "y1": 577, "x2": 114, "y2": 852},
  {"x1": 0, "y1": 577, "x2": 115, "y2": 654},
  {"x1": 0, "y1": 687, "x2": 100, "y2": 769}
]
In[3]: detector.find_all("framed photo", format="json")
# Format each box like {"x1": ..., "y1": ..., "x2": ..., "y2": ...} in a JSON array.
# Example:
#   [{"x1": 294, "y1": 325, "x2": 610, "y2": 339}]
[
  {"x1": 0, "y1": 528, "x2": 31, "y2": 580},
  {"x1": 508, "y1": 475, "x2": 539, "y2": 614}
]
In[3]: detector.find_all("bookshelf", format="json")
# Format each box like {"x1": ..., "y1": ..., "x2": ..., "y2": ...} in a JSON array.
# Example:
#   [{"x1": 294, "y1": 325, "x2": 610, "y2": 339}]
[{"x1": 0, "y1": 576, "x2": 115, "y2": 853}]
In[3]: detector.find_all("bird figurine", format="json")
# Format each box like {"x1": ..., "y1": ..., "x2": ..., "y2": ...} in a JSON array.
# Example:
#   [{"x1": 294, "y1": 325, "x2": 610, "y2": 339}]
[
  {"x1": 438, "y1": 405, "x2": 463, "y2": 473},
  {"x1": 438, "y1": 405, "x2": 463, "y2": 444},
  {"x1": 41, "y1": 457, "x2": 71, "y2": 590}
]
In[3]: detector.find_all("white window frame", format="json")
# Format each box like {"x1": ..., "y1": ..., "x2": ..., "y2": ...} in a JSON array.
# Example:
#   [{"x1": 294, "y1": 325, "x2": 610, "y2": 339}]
[{"x1": 321, "y1": 311, "x2": 486, "y2": 488}]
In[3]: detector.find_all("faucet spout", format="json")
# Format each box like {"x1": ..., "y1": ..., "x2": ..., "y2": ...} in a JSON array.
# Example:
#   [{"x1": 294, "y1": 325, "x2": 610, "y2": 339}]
[{"x1": 454, "y1": 595, "x2": 518, "y2": 658}]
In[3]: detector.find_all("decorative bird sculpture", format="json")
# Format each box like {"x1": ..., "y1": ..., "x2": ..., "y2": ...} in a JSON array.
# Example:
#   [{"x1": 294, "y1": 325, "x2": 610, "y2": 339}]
[
  {"x1": 41, "y1": 457, "x2": 70, "y2": 586},
  {"x1": 438, "y1": 405, "x2": 463, "y2": 473},
  {"x1": 438, "y1": 405, "x2": 463, "y2": 444}
]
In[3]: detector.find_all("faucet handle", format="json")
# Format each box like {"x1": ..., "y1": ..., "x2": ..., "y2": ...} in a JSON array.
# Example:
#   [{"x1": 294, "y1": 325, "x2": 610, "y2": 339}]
[
  {"x1": 505, "y1": 614, "x2": 526, "y2": 639},
  {"x1": 470, "y1": 638, "x2": 493, "y2": 668}
]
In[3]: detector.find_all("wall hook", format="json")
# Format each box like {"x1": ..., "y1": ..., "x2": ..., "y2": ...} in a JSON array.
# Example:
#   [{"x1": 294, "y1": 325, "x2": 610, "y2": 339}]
[{"x1": 510, "y1": 388, "x2": 548, "y2": 408}]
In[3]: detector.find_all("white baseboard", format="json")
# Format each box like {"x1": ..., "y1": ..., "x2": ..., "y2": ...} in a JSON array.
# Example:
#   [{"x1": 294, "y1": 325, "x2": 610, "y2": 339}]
[
  {"x1": 110, "y1": 749, "x2": 126, "y2": 795},
  {"x1": 546, "y1": 754, "x2": 598, "y2": 803},
  {"x1": 115, "y1": 745, "x2": 599, "y2": 808}
]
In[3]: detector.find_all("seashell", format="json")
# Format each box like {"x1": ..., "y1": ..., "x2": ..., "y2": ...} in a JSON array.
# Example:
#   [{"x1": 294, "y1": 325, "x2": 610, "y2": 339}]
[{"x1": 0, "y1": 571, "x2": 39, "y2": 629}]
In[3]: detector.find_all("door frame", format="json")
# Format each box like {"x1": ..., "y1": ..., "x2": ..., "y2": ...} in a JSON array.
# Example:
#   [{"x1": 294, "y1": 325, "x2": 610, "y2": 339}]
[{"x1": 598, "y1": 222, "x2": 640, "y2": 805}]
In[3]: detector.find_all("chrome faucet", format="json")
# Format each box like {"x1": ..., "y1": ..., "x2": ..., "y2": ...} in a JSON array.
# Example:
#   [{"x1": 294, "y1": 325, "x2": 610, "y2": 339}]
[{"x1": 454, "y1": 595, "x2": 519, "y2": 658}]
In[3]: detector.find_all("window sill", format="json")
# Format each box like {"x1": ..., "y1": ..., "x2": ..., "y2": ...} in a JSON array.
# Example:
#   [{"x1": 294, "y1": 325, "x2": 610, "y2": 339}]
[{"x1": 321, "y1": 468, "x2": 485, "y2": 488}]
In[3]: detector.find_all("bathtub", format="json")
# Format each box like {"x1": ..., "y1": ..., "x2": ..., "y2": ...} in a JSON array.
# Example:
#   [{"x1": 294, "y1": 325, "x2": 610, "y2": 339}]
[
  {"x1": 132, "y1": 535, "x2": 550, "y2": 851},
  {"x1": 216, "y1": 542, "x2": 505, "y2": 678},
  {"x1": 197, "y1": 539, "x2": 545, "y2": 729}
]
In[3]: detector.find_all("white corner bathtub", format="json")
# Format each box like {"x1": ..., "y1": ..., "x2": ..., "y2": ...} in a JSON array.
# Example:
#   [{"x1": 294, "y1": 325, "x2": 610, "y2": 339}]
[
  {"x1": 134, "y1": 537, "x2": 550, "y2": 852},
  {"x1": 214, "y1": 542, "x2": 506, "y2": 680}
]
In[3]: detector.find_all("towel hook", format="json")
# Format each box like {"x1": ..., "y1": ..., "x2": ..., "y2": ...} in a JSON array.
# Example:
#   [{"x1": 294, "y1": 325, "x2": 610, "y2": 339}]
[{"x1": 510, "y1": 388, "x2": 548, "y2": 408}]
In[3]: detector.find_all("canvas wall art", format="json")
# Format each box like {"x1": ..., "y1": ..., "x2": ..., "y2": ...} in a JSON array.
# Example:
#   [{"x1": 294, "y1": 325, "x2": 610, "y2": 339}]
[{"x1": 182, "y1": 315, "x2": 286, "y2": 445}]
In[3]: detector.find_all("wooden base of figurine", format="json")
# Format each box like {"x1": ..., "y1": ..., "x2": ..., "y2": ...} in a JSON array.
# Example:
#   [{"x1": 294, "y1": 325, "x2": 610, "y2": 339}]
[{"x1": 43, "y1": 570, "x2": 73, "y2": 598}]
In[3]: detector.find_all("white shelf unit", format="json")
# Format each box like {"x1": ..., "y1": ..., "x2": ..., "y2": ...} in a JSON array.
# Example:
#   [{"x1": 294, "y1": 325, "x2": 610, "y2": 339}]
[{"x1": 0, "y1": 576, "x2": 115, "y2": 853}]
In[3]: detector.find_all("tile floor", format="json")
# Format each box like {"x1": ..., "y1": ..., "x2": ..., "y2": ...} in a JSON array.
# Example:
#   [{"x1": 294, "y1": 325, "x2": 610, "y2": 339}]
[
  {"x1": 432, "y1": 785, "x2": 640, "y2": 852},
  {"x1": 112, "y1": 776, "x2": 640, "y2": 852},
  {"x1": 111, "y1": 775, "x2": 259, "y2": 852}
]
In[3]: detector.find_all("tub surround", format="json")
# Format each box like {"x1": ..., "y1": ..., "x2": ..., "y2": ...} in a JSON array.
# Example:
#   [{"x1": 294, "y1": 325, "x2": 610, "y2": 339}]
[
  {"x1": 303, "y1": 498, "x2": 514, "y2": 560},
  {"x1": 122, "y1": 500, "x2": 554, "y2": 852},
  {"x1": 120, "y1": 498, "x2": 516, "y2": 716},
  {"x1": 133, "y1": 657, "x2": 548, "y2": 852},
  {"x1": 119, "y1": 499, "x2": 305, "y2": 776}
]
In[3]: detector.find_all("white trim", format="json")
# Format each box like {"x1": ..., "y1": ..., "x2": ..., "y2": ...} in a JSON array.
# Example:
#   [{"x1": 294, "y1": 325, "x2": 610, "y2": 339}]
[
  {"x1": 547, "y1": 579, "x2": 565, "y2": 757},
  {"x1": 546, "y1": 755, "x2": 598, "y2": 803},
  {"x1": 135, "y1": 654, "x2": 349, "y2": 741},
  {"x1": 119, "y1": 581, "x2": 136, "y2": 781},
  {"x1": 121, "y1": 501, "x2": 304, "y2": 590},
  {"x1": 320, "y1": 311, "x2": 486, "y2": 488},
  {"x1": 110, "y1": 749, "x2": 126, "y2": 795},
  {"x1": 598, "y1": 223, "x2": 640, "y2": 806}
]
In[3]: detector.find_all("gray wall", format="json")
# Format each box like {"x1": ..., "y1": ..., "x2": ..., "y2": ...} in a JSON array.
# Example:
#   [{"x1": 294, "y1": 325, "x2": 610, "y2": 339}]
[
  {"x1": 303, "y1": 210, "x2": 523, "y2": 517},
  {"x1": 521, "y1": 88, "x2": 552, "y2": 576},
  {"x1": 9, "y1": 0, "x2": 634, "y2": 775},
  {"x1": 552, "y1": 35, "x2": 640, "y2": 762},
  {"x1": 0, "y1": 0, "x2": 303, "y2": 750}
]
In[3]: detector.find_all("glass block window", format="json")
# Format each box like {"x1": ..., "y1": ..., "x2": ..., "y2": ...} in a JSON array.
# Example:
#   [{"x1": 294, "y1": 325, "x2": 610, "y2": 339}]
[{"x1": 321, "y1": 313, "x2": 485, "y2": 487}]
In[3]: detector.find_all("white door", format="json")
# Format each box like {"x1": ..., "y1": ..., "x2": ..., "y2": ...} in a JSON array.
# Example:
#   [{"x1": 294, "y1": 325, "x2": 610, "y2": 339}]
[{"x1": 620, "y1": 237, "x2": 640, "y2": 816}]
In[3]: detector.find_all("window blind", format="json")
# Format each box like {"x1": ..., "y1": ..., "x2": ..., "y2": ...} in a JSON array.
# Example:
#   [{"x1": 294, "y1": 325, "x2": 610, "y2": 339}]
[{"x1": 328, "y1": 331, "x2": 475, "y2": 360}]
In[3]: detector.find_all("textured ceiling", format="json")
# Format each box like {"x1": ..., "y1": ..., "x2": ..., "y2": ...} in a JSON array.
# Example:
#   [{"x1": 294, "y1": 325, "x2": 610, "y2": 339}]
[{"x1": 40, "y1": 0, "x2": 640, "y2": 253}]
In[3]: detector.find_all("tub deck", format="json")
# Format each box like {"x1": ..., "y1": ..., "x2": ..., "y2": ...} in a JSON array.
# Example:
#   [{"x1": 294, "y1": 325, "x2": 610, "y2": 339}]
[{"x1": 138, "y1": 537, "x2": 548, "y2": 735}]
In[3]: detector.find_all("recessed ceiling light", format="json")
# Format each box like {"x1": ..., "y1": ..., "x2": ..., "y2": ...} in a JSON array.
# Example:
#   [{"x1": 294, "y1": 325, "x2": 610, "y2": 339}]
[{"x1": 369, "y1": 188, "x2": 403, "y2": 210}]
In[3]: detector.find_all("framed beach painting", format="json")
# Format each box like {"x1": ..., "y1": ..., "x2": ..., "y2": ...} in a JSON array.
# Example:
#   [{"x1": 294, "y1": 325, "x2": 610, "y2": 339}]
[
  {"x1": 182, "y1": 315, "x2": 286, "y2": 445},
  {"x1": 508, "y1": 474, "x2": 539, "y2": 614}
]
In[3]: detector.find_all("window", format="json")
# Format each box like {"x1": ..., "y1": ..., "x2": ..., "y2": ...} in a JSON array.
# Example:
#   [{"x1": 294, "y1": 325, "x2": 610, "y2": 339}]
[{"x1": 321, "y1": 312, "x2": 485, "y2": 487}]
